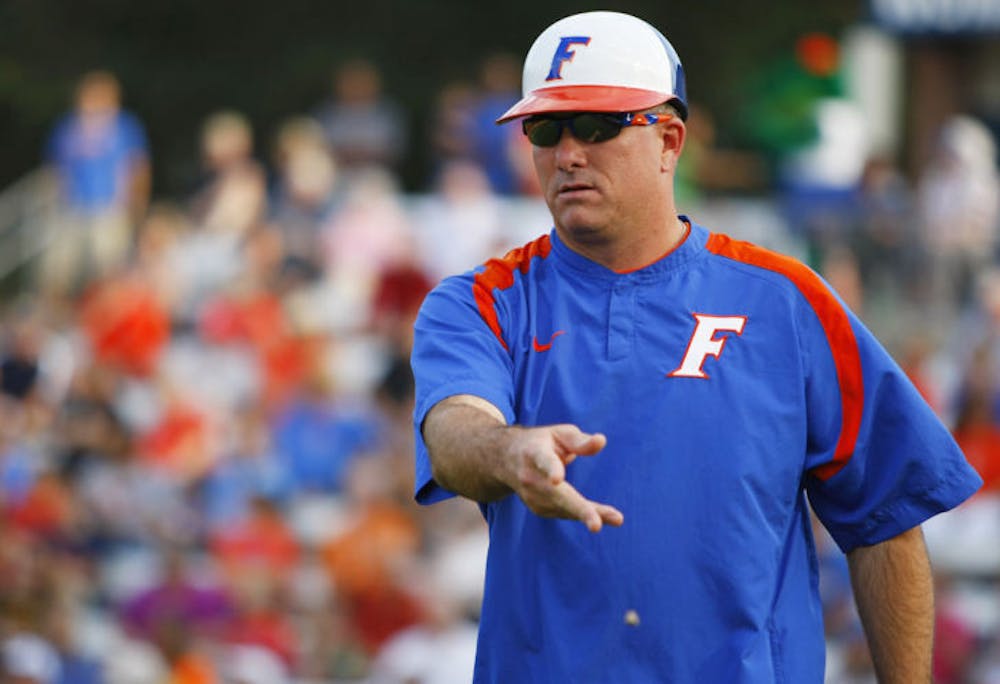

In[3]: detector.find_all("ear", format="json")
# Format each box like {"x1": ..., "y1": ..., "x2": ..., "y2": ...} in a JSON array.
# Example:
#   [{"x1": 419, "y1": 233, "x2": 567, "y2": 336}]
[{"x1": 660, "y1": 117, "x2": 686, "y2": 173}]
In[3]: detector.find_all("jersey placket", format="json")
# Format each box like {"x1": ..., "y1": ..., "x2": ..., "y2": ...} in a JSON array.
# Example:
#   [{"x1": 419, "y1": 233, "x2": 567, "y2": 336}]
[{"x1": 608, "y1": 277, "x2": 636, "y2": 361}]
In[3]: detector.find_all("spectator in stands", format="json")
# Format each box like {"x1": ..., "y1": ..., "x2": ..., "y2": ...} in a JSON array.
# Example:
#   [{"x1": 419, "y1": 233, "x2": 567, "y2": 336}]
[
  {"x1": 120, "y1": 548, "x2": 231, "y2": 645},
  {"x1": 209, "y1": 496, "x2": 299, "y2": 582},
  {"x1": 467, "y1": 53, "x2": 521, "y2": 195},
  {"x1": 321, "y1": 456, "x2": 424, "y2": 654},
  {"x1": 198, "y1": 226, "x2": 322, "y2": 410},
  {"x1": 200, "y1": 402, "x2": 292, "y2": 533},
  {"x1": 0, "y1": 315, "x2": 42, "y2": 403},
  {"x1": 851, "y1": 156, "x2": 919, "y2": 307},
  {"x1": 412, "y1": 159, "x2": 506, "y2": 282},
  {"x1": 0, "y1": 400, "x2": 42, "y2": 514},
  {"x1": 272, "y1": 369, "x2": 381, "y2": 494},
  {"x1": 932, "y1": 574, "x2": 979, "y2": 684},
  {"x1": 320, "y1": 169, "x2": 413, "y2": 331},
  {"x1": 367, "y1": 568, "x2": 478, "y2": 684},
  {"x1": 223, "y1": 645, "x2": 289, "y2": 684},
  {"x1": 221, "y1": 568, "x2": 298, "y2": 669},
  {"x1": 190, "y1": 111, "x2": 267, "y2": 239},
  {"x1": 952, "y1": 344, "x2": 1000, "y2": 492},
  {"x1": 73, "y1": 389, "x2": 199, "y2": 549},
  {"x1": 427, "y1": 81, "x2": 478, "y2": 175},
  {"x1": 313, "y1": 59, "x2": 407, "y2": 174},
  {"x1": 136, "y1": 384, "x2": 213, "y2": 486},
  {"x1": 269, "y1": 117, "x2": 340, "y2": 272},
  {"x1": 78, "y1": 267, "x2": 170, "y2": 380},
  {"x1": 131, "y1": 204, "x2": 190, "y2": 318},
  {"x1": 917, "y1": 115, "x2": 1000, "y2": 311},
  {"x1": 44, "y1": 597, "x2": 105, "y2": 684},
  {"x1": 41, "y1": 71, "x2": 150, "y2": 298},
  {"x1": 2, "y1": 632, "x2": 62, "y2": 684},
  {"x1": 370, "y1": 258, "x2": 433, "y2": 353}
]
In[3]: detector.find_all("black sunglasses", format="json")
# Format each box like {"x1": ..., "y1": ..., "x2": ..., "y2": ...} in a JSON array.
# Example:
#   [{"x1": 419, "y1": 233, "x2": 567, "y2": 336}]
[{"x1": 521, "y1": 111, "x2": 671, "y2": 147}]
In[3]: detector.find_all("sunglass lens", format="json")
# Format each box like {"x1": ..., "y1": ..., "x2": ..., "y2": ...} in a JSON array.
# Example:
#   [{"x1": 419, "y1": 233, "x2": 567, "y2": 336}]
[
  {"x1": 572, "y1": 114, "x2": 621, "y2": 143},
  {"x1": 524, "y1": 119, "x2": 563, "y2": 147},
  {"x1": 523, "y1": 114, "x2": 625, "y2": 147}
]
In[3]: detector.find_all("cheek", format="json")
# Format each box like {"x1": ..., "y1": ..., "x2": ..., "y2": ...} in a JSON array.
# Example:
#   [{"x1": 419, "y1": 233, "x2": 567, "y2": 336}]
[
  {"x1": 532, "y1": 148, "x2": 556, "y2": 192},
  {"x1": 613, "y1": 155, "x2": 660, "y2": 204},
  {"x1": 532, "y1": 147, "x2": 548, "y2": 174}
]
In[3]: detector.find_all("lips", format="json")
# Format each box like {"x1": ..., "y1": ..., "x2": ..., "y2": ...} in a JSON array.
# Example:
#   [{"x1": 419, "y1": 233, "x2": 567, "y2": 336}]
[{"x1": 557, "y1": 181, "x2": 596, "y2": 196}]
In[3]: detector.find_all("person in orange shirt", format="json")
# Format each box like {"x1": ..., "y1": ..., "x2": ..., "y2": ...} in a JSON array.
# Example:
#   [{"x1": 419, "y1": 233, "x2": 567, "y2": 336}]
[
  {"x1": 952, "y1": 383, "x2": 1000, "y2": 491},
  {"x1": 321, "y1": 457, "x2": 423, "y2": 652},
  {"x1": 210, "y1": 497, "x2": 299, "y2": 582}
]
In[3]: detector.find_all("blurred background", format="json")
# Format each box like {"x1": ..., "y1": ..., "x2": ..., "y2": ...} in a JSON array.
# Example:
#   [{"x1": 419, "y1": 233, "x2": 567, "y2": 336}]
[{"x1": 0, "y1": 0, "x2": 998, "y2": 682}]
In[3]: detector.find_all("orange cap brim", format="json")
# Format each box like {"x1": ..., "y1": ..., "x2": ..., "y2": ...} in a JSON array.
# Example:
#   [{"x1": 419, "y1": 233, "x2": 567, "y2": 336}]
[{"x1": 496, "y1": 85, "x2": 671, "y2": 123}]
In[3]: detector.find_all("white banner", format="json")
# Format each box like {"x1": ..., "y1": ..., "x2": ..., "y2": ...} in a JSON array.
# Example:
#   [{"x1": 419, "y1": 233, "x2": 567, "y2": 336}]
[{"x1": 873, "y1": 0, "x2": 1000, "y2": 33}]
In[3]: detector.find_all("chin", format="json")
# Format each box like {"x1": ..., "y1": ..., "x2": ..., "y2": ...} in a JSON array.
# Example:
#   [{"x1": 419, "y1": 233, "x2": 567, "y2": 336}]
[{"x1": 558, "y1": 221, "x2": 609, "y2": 246}]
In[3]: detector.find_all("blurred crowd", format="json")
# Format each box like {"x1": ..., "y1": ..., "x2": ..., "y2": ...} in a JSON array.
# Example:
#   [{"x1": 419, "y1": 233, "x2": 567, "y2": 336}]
[{"x1": 0, "y1": 46, "x2": 998, "y2": 684}]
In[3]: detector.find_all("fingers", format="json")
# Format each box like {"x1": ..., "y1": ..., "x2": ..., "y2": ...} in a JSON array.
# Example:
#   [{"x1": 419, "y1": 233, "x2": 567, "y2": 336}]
[
  {"x1": 554, "y1": 481, "x2": 603, "y2": 532},
  {"x1": 557, "y1": 484, "x2": 624, "y2": 533},
  {"x1": 531, "y1": 450, "x2": 565, "y2": 485},
  {"x1": 595, "y1": 502, "x2": 625, "y2": 528},
  {"x1": 525, "y1": 480, "x2": 624, "y2": 533},
  {"x1": 516, "y1": 425, "x2": 606, "y2": 481},
  {"x1": 578, "y1": 431, "x2": 608, "y2": 455},
  {"x1": 511, "y1": 424, "x2": 620, "y2": 532},
  {"x1": 552, "y1": 425, "x2": 607, "y2": 458}
]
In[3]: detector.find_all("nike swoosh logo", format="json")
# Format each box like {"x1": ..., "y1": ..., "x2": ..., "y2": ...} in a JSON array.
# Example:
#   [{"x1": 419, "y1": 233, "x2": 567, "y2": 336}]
[{"x1": 532, "y1": 330, "x2": 566, "y2": 352}]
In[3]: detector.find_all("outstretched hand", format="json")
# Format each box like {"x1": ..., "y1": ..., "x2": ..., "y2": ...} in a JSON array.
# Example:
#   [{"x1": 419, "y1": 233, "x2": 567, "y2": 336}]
[{"x1": 507, "y1": 424, "x2": 624, "y2": 532}]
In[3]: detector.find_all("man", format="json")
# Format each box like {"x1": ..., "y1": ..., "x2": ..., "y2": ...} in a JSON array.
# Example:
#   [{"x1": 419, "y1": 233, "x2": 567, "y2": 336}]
[
  {"x1": 411, "y1": 11, "x2": 982, "y2": 683},
  {"x1": 42, "y1": 70, "x2": 150, "y2": 296}
]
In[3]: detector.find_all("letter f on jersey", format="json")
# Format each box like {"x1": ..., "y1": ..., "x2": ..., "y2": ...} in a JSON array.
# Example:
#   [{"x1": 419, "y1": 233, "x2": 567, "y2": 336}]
[{"x1": 669, "y1": 314, "x2": 747, "y2": 379}]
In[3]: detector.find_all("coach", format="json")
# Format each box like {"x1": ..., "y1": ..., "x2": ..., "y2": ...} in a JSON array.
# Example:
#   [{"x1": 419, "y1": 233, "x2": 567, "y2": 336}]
[{"x1": 411, "y1": 11, "x2": 982, "y2": 682}]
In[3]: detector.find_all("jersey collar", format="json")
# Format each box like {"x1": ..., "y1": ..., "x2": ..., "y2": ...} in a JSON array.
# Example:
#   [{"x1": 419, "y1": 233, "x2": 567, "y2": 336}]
[{"x1": 549, "y1": 217, "x2": 706, "y2": 281}]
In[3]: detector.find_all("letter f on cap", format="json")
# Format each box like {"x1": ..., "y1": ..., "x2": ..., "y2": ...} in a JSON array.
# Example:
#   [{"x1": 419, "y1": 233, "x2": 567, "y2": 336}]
[{"x1": 546, "y1": 36, "x2": 591, "y2": 81}]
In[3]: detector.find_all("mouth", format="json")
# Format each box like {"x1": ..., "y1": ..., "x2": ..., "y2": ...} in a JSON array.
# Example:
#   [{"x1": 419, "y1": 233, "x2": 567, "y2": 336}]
[{"x1": 557, "y1": 182, "x2": 597, "y2": 198}]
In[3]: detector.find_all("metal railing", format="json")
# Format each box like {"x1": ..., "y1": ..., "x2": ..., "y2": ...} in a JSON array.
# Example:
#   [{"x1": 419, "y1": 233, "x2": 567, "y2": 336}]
[{"x1": 0, "y1": 168, "x2": 59, "y2": 286}]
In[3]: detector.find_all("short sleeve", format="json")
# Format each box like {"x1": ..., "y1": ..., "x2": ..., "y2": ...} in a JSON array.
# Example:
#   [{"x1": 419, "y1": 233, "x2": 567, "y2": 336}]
[
  {"x1": 802, "y1": 299, "x2": 982, "y2": 553},
  {"x1": 120, "y1": 112, "x2": 150, "y2": 157},
  {"x1": 410, "y1": 272, "x2": 516, "y2": 504}
]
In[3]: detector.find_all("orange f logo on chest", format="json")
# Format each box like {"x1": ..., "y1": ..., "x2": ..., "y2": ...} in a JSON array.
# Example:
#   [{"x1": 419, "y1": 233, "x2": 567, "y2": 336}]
[{"x1": 668, "y1": 314, "x2": 747, "y2": 379}]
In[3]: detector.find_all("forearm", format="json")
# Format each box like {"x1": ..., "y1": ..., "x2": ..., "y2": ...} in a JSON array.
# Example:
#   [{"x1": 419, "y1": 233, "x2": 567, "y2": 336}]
[
  {"x1": 847, "y1": 526, "x2": 934, "y2": 684},
  {"x1": 422, "y1": 396, "x2": 517, "y2": 502},
  {"x1": 128, "y1": 158, "x2": 151, "y2": 221},
  {"x1": 422, "y1": 395, "x2": 622, "y2": 530}
]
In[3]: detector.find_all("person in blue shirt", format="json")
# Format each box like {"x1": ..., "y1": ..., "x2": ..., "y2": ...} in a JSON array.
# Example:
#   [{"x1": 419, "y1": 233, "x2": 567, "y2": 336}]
[
  {"x1": 272, "y1": 378, "x2": 383, "y2": 494},
  {"x1": 411, "y1": 11, "x2": 982, "y2": 683},
  {"x1": 42, "y1": 70, "x2": 150, "y2": 295}
]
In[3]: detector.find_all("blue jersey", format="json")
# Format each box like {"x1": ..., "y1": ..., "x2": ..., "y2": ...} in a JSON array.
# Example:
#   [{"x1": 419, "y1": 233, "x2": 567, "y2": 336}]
[
  {"x1": 411, "y1": 220, "x2": 981, "y2": 683},
  {"x1": 46, "y1": 111, "x2": 149, "y2": 212}
]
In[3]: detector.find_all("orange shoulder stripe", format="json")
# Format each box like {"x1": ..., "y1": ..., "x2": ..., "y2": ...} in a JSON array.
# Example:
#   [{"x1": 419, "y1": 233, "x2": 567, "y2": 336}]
[
  {"x1": 706, "y1": 233, "x2": 863, "y2": 481},
  {"x1": 472, "y1": 235, "x2": 552, "y2": 352}
]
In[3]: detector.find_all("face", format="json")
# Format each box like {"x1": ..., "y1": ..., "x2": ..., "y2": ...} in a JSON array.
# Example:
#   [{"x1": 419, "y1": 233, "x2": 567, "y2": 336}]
[{"x1": 530, "y1": 110, "x2": 683, "y2": 249}]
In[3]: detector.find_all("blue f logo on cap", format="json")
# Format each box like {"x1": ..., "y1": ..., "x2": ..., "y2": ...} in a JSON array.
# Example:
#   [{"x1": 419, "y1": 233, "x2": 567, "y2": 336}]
[{"x1": 546, "y1": 36, "x2": 591, "y2": 81}]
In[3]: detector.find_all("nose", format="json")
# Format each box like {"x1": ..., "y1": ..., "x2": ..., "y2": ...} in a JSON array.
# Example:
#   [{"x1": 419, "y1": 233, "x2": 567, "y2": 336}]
[{"x1": 552, "y1": 128, "x2": 588, "y2": 171}]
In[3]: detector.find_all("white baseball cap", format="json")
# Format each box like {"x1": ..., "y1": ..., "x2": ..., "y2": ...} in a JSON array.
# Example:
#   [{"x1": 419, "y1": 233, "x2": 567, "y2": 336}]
[{"x1": 497, "y1": 11, "x2": 688, "y2": 123}]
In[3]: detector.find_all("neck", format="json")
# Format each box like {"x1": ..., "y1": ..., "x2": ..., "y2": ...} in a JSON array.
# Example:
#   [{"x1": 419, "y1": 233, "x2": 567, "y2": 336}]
[{"x1": 558, "y1": 216, "x2": 689, "y2": 272}]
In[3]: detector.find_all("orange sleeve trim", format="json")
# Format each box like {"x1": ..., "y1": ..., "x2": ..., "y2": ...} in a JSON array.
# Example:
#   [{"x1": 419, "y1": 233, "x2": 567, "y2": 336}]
[
  {"x1": 706, "y1": 233, "x2": 863, "y2": 480},
  {"x1": 472, "y1": 234, "x2": 552, "y2": 352}
]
